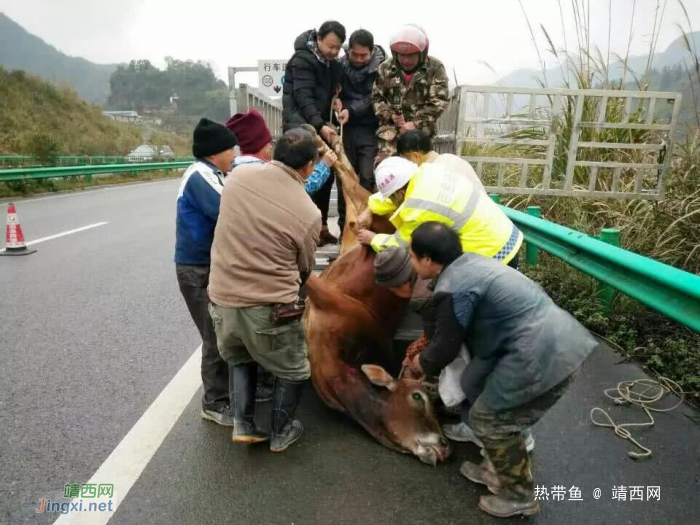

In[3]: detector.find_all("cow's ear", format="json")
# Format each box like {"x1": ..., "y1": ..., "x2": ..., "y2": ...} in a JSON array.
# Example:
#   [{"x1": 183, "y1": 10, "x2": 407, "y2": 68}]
[{"x1": 361, "y1": 364, "x2": 397, "y2": 391}]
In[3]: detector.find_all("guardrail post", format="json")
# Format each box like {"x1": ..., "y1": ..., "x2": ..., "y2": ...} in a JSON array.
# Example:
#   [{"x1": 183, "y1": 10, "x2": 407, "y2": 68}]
[
  {"x1": 490, "y1": 194, "x2": 500, "y2": 204},
  {"x1": 525, "y1": 206, "x2": 541, "y2": 265},
  {"x1": 598, "y1": 228, "x2": 620, "y2": 314}
]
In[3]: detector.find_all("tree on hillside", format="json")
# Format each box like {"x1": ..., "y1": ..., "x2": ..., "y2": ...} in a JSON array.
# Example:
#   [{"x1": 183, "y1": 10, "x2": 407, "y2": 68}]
[
  {"x1": 107, "y1": 58, "x2": 230, "y2": 122},
  {"x1": 165, "y1": 58, "x2": 229, "y2": 121},
  {"x1": 658, "y1": 65, "x2": 686, "y2": 91},
  {"x1": 164, "y1": 57, "x2": 224, "y2": 97},
  {"x1": 108, "y1": 60, "x2": 170, "y2": 112}
]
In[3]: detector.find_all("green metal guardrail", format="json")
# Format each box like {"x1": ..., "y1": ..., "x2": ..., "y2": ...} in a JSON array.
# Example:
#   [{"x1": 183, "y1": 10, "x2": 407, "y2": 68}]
[
  {"x1": 0, "y1": 155, "x2": 193, "y2": 168},
  {"x1": 0, "y1": 156, "x2": 34, "y2": 168},
  {"x1": 0, "y1": 162, "x2": 191, "y2": 183},
  {"x1": 492, "y1": 196, "x2": 700, "y2": 332}
]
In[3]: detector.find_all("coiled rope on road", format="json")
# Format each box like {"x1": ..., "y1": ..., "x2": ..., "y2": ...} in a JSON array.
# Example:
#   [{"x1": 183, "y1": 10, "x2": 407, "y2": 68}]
[{"x1": 590, "y1": 376, "x2": 685, "y2": 460}]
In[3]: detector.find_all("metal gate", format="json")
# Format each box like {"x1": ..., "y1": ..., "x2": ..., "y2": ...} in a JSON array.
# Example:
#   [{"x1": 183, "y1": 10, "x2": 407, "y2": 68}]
[{"x1": 435, "y1": 85, "x2": 683, "y2": 200}]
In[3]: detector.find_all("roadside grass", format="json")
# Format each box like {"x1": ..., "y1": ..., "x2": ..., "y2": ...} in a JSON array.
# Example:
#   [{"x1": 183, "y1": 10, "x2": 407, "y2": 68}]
[
  {"x1": 487, "y1": 0, "x2": 700, "y2": 400},
  {"x1": 0, "y1": 169, "x2": 182, "y2": 199}
]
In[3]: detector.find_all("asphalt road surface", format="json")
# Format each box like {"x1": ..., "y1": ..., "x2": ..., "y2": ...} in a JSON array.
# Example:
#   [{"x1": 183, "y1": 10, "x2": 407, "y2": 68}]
[{"x1": 1, "y1": 179, "x2": 698, "y2": 525}]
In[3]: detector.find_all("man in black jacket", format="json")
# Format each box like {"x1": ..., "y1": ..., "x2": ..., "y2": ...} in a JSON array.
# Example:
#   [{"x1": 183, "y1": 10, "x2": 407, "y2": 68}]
[
  {"x1": 283, "y1": 21, "x2": 346, "y2": 246},
  {"x1": 335, "y1": 29, "x2": 386, "y2": 235}
]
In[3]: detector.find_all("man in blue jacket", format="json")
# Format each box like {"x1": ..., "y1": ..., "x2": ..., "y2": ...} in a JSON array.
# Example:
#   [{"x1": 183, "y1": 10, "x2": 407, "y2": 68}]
[{"x1": 175, "y1": 118, "x2": 238, "y2": 426}]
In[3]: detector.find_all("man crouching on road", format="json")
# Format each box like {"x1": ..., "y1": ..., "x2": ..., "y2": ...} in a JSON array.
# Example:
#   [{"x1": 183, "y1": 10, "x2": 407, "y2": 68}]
[
  {"x1": 208, "y1": 128, "x2": 321, "y2": 452},
  {"x1": 406, "y1": 222, "x2": 597, "y2": 518}
]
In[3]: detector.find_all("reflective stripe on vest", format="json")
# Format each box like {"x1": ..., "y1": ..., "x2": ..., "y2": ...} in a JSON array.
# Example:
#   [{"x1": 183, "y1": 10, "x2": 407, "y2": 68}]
[
  {"x1": 493, "y1": 224, "x2": 522, "y2": 261},
  {"x1": 403, "y1": 183, "x2": 482, "y2": 232}
]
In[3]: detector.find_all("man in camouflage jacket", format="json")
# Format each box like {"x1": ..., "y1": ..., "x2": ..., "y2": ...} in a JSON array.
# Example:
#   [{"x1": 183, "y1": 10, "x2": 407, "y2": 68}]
[{"x1": 372, "y1": 25, "x2": 449, "y2": 163}]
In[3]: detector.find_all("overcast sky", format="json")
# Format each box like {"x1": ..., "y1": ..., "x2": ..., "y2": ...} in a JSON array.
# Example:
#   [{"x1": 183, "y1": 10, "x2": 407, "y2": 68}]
[{"x1": 1, "y1": 0, "x2": 699, "y2": 85}]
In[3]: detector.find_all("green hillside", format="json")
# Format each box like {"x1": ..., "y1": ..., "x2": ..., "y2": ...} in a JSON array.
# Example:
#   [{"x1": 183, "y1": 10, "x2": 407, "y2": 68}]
[{"x1": 0, "y1": 66, "x2": 190, "y2": 157}]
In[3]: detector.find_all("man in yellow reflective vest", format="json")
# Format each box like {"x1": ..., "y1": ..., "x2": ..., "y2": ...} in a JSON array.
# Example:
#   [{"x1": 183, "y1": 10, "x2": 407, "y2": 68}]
[
  {"x1": 357, "y1": 143, "x2": 526, "y2": 447},
  {"x1": 356, "y1": 152, "x2": 523, "y2": 268}
]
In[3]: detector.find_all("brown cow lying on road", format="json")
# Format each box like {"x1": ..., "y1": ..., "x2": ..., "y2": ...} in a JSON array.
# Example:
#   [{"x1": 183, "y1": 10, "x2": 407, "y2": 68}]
[{"x1": 302, "y1": 128, "x2": 450, "y2": 465}]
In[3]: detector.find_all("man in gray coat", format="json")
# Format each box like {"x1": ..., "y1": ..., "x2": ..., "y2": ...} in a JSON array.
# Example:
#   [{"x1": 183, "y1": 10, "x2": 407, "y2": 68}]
[{"x1": 407, "y1": 222, "x2": 597, "y2": 519}]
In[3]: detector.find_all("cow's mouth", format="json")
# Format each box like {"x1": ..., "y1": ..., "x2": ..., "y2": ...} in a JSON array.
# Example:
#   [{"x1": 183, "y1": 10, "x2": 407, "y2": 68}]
[{"x1": 414, "y1": 437, "x2": 452, "y2": 466}]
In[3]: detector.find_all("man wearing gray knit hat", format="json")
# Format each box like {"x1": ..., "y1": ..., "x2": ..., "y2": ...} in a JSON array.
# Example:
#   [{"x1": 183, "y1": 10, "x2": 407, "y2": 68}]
[
  {"x1": 374, "y1": 246, "x2": 415, "y2": 296},
  {"x1": 374, "y1": 247, "x2": 437, "y2": 379},
  {"x1": 373, "y1": 246, "x2": 536, "y2": 456}
]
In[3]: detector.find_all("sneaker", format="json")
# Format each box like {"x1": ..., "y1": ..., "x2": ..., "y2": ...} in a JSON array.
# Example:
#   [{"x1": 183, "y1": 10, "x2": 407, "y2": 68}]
[
  {"x1": 270, "y1": 420, "x2": 304, "y2": 453},
  {"x1": 200, "y1": 408, "x2": 234, "y2": 427},
  {"x1": 255, "y1": 383, "x2": 273, "y2": 403},
  {"x1": 443, "y1": 422, "x2": 484, "y2": 447},
  {"x1": 478, "y1": 494, "x2": 539, "y2": 518},
  {"x1": 444, "y1": 422, "x2": 535, "y2": 453},
  {"x1": 460, "y1": 461, "x2": 501, "y2": 494}
]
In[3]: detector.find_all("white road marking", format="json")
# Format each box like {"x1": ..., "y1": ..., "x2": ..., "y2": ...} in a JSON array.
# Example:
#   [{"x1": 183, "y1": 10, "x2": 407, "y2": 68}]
[
  {"x1": 53, "y1": 346, "x2": 203, "y2": 524},
  {"x1": 0, "y1": 222, "x2": 108, "y2": 253}
]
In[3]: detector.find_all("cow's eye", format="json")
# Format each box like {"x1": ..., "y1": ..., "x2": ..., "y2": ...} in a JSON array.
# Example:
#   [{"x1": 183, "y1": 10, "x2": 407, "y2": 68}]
[{"x1": 412, "y1": 392, "x2": 423, "y2": 402}]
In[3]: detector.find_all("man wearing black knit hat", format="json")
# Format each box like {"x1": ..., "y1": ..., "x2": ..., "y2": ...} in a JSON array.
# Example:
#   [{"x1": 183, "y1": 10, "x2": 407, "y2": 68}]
[{"x1": 175, "y1": 118, "x2": 238, "y2": 426}]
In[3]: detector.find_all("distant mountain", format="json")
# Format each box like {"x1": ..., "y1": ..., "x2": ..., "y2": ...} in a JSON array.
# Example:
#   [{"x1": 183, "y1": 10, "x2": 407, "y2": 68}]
[
  {"x1": 497, "y1": 31, "x2": 700, "y2": 88},
  {"x1": 0, "y1": 12, "x2": 116, "y2": 105}
]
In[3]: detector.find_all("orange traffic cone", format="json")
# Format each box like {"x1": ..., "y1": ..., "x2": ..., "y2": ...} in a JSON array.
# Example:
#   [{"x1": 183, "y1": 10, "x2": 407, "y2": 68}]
[{"x1": 1, "y1": 203, "x2": 37, "y2": 256}]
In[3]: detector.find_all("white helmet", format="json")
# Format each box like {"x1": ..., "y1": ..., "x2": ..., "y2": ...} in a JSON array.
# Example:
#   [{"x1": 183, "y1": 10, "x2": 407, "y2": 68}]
[
  {"x1": 389, "y1": 25, "x2": 429, "y2": 65},
  {"x1": 375, "y1": 157, "x2": 419, "y2": 200}
]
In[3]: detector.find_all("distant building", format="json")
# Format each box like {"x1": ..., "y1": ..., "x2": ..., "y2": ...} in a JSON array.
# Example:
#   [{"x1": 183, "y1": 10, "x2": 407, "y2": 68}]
[
  {"x1": 103, "y1": 110, "x2": 141, "y2": 123},
  {"x1": 142, "y1": 116, "x2": 163, "y2": 126}
]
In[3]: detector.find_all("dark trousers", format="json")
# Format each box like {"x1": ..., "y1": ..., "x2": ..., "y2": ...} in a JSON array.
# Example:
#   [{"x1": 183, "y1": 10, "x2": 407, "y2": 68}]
[
  {"x1": 337, "y1": 125, "x2": 378, "y2": 233},
  {"x1": 176, "y1": 264, "x2": 232, "y2": 412},
  {"x1": 311, "y1": 172, "x2": 335, "y2": 227}
]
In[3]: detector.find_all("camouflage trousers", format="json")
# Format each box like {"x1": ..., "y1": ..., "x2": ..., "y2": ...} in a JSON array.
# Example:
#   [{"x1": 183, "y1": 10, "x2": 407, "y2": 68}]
[
  {"x1": 374, "y1": 137, "x2": 397, "y2": 167},
  {"x1": 469, "y1": 370, "x2": 579, "y2": 502},
  {"x1": 374, "y1": 123, "x2": 439, "y2": 166}
]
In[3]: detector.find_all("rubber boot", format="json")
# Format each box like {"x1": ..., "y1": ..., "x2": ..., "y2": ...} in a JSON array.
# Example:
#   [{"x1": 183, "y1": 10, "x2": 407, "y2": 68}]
[
  {"x1": 460, "y1": 457, "x2": 501, "y2": 494},
  {"x1": 256, "y1": 366, "x2": 273, "y2": 403},
  {"x1": 231, "y1": 363, "x2": 268, "y2": 443},
  {"x1": 478, "y1": 495, "x2": 539, "y2": 518},
  {"x1": 269, "y1": 378, "x2": 305, "y2": 452},
  {"x1": 478, "y1": 442, "x2": 538, "y2": 518}
]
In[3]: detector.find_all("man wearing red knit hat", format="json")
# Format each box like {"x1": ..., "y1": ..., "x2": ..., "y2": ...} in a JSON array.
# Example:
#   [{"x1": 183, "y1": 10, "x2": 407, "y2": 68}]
[
  {"x1": 226, "y1": 108, "x2": 274, "y2": 163},
  {"x1": 226, "y1": 110, "x2": 339, "y2": 246}
]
